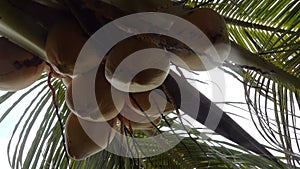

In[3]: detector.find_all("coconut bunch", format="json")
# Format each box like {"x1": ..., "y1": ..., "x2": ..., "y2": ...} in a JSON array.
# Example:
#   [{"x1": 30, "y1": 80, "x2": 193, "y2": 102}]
[
  {"x1": 44, "y1": 7, "x2": 229, "y2": 76},
  {"x1": 44, "y1": 20, "x2": 175, "y2": 160},
  {"x1": 1, "y1": 1, "x2": 229, "y2": 160},
  {"x1": 0, "y1": 37, "x2": 46, "y2": 91},
  {"x1": 42, "y1": 7, "x2": 229, "y2": 160},
  {"x1": 63, "y1": 67, "x2": 174, "y2": 159},
  {"x1": 63, "y1": 61, "x2": 174, "y2": 160}
]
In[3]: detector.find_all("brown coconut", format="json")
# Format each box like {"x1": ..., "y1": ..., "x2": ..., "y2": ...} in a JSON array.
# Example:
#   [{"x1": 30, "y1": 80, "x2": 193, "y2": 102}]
[
  {"x1": 0, "y1": 37, "x2": 45, "y2": 91},
  {"x1": 66, "y1": 64, "x2": 125, "y2": 122},
  {"x1": 169, "y1": 8, "x2": 230, "y2": 71},
  {"x1": 120, "y1": 105, "x2": 160, "y2": 124},
  {"x1": 121, "y1": 115, "x2": 162, "y2": 130},
  {"x1": 45, "y1": 19, "x2": 98, "y2": 76},
  {"x1": 128, "y1": 89, "x2": 174, "y2": 117},
  {"x1": 62, "y1": 76, "x2": 72, "y2": 87},
  {"x1": 105, "y1": 36, "x2": 170, "y2": 93},
  {"x1": 65, "y1": 113, "x2": 117, "y2": 160}
]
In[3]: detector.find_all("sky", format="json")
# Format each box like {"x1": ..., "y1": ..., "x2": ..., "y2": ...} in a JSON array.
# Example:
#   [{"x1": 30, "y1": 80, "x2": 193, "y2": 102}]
[
  {"x1": 0, "y1": 81, "x2": 46, "y2": 169},
  {"x1": 0, "y1": 91, "x2": 26, "y2": 169}
]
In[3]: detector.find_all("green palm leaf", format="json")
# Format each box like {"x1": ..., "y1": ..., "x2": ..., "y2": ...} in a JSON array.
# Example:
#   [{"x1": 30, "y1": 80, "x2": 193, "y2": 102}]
[{"x1": 200, "y1": 0, "x2": 300, "y2": 166}]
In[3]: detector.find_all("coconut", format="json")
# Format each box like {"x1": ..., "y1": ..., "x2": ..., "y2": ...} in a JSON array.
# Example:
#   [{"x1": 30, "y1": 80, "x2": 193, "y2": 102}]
[
  {"x1": 62, "y1": 76, "x2": 72, "y2": 87},
  {"x1": 65, "y1": 113, "x2": 117, "y2": 160},
  {"x1": 121, "y1": 115, "x2": 162, "y2": 130},
  {"x1": 105, "y1": 36, "x2": 170, "y2": 93},
  {"x1": 120, "y1": 105, "x2": 160, "y2": 124},
  {"x1": 45, "y1": 19, "x2": 99, "y2": 76},
  {"x1": 128, "y1": 88, "x2": 174, "y2": 117},
  {"x1": 0, "y1": 37, "x2": 46, "y2": 91},
  {"x1": 169, "y1": 8, "x2": 230, "y2": 71},
  {"x1": 65, "y1": 64, "x2": 125, "y2": 122}
]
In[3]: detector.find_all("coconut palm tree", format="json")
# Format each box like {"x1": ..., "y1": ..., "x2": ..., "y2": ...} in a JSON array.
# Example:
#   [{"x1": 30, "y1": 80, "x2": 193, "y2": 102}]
[{"x1": 0, "y1": 0, "x2": 299, "y2": 168}]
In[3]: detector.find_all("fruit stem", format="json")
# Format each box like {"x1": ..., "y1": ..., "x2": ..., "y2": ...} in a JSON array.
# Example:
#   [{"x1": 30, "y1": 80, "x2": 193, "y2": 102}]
[{"x1": 47, "y1": 63, "x2": 71, "y2": 168}]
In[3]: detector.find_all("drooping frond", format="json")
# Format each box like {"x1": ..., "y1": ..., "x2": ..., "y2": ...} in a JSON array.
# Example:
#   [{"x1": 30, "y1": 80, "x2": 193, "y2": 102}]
[{"x1": 194, "y1": 0, "x2": 300, "y2": 165}]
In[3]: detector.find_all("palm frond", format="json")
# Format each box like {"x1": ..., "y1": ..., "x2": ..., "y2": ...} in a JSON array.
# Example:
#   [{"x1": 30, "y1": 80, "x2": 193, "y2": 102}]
[{"x1": 196, "y1": 0, "x2": 300, "y2": 166}]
